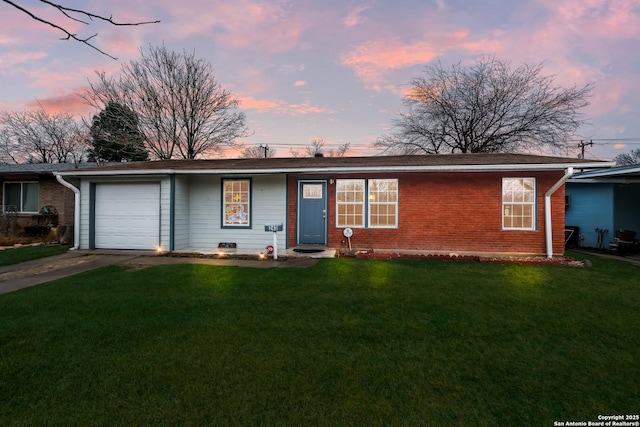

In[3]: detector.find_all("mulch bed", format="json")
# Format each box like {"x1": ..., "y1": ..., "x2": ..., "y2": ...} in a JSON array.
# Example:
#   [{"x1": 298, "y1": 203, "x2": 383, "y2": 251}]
[{"x1": 336, "y1": 249, "x2": 588, "y2": 267}]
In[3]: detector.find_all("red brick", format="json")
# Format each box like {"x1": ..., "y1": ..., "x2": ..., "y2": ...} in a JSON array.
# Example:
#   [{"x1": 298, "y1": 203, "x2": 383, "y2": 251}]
[{"x1": 288, "y1": 171, "x2": 566, "y2": 256}]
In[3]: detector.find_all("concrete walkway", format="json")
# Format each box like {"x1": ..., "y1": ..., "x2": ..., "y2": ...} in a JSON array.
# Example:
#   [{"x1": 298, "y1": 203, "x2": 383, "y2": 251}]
[
  {"x1": 0, "y1": 250, "x2": 319, "y2": 295},
  {"x1": 570, "y1": 249, "x2": 640, "y2": 266}
]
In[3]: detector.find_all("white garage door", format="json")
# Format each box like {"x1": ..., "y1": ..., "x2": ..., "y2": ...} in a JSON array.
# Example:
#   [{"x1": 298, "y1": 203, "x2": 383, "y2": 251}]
[{"x1": 95, "y1": 183, "x2": 160, "y2": 250}]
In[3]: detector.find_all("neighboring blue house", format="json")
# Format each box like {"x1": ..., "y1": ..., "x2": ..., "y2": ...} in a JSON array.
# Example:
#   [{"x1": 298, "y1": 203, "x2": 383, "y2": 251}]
[{"x1": 565, "y1": 164, "x2": 640, "y2": 249}]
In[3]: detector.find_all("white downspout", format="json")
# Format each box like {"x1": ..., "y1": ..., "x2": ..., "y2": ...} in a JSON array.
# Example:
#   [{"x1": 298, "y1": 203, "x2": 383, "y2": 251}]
[
  {"x1": 55, "y1": 173, "x2": 80, "y2": 250},
  {"x1": 545, "y1": 167, "x2": 573, "y2": 258}
]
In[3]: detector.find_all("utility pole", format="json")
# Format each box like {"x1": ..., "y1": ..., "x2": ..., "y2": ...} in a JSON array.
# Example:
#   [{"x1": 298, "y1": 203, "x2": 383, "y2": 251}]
[
  {"x1": 259, "y1": 144, "x2": 269, "y2": 158},
  {"x1": 578, "y1": 140, "x2": 593, "y2": 159}
]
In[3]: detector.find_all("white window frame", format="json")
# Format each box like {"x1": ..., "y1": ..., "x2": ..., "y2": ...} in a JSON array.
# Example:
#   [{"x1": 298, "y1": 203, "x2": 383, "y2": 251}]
[
  {"x1": 336, "y1": 179, "x2": 365, "y2": 228},
  {"x1": 335, "y1": 178, "x2": 399, "y2": 229},
  {"x1": 502, "y1": 177, "x2": 536, "y2": 231},
  {"x1": 368, "y1": 179, "x2": 398, "y2": 229},
  {"x1": 3, "y1": 181, "x2": 39, "y2": 213},
  {"x1": 222, "y1": 178, "x2": 251, "y2": 228}
]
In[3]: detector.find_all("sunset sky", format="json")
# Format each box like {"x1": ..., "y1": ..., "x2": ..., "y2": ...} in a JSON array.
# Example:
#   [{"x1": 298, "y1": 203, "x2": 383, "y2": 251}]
[{"x1": 1, "y1": 0, "x2": 639, "y2": 160}]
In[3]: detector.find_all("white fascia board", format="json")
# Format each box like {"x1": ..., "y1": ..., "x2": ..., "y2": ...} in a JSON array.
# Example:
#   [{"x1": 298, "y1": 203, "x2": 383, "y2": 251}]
[
  {"x1": 57, "y1": 161, "x2": 615, "y2": 177},
  {"x1": 568, "y1": 177, "x2": 640, "y2": 184},
  {"x1": 57, "y1": 170, "x2": 176, "y2": 177},
  {"x1": 572, "y1": 167, "x2": 640, "y2": 179}
]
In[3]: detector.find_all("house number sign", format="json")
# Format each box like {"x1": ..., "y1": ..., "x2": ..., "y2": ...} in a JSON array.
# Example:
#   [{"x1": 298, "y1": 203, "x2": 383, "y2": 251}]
[{"x1": 264, "y1": 223, "x2": 284, "y2": 259}]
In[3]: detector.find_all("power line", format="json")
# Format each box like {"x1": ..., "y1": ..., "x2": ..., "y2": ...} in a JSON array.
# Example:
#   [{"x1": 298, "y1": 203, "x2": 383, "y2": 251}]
[
  {"x1": 570, "y1": 138, "x2": 640, "y2": 145},
  {"x1": 577, "y1": 140, "x2": 593, "y2": 159},
  {"x1": 259, "y1": 144, "x2": 270, "y2": 158}
]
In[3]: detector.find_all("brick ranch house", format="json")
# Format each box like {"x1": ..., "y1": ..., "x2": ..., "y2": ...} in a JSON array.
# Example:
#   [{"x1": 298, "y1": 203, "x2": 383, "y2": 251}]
[
  {"x1": 0, "y1": 163, "x2": 85, "y2": 242},
  {"x1": 55, "y1": 153, "x2": 613, "y2": 258}
]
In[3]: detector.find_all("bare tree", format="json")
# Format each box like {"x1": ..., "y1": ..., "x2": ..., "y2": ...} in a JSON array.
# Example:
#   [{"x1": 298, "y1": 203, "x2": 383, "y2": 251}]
[
  {"x1": 614, "y1": 148, "x2": 640, "y2": 166},
  {"x1": 376, "y1": 56, "x2": 593, "y2": 155},
  {"x1": 83, "y1": 45, "x2": 250, "y2": 160},
  {"x1": 327, "y1": 142, "x2": 351, "y2": 157},
  {"x1": 287, "y1": 140, "x2": 351, "y2": 158},
  {"x1": 2, "y1": 0, "x2": 159, "y2": 59},
  {"x1": 242, "y1": 145, "x2": 276, "y2": 158},
  {"x1": 305, "y1": 139, "x2": 326, "y2": 157},
  {"x1": 288, "y1": 148, "x2": 303, "y2": 158},
  {"x1": 0, "y1": 105, "x2": 87, "y2": 164}
]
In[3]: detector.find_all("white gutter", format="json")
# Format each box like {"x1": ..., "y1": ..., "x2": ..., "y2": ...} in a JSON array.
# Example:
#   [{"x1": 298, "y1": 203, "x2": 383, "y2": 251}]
[
  {"x1": 54, "y1": 173, "x2": 80, "y2": 250},
  {"x1": 544, "y1": 167, "x2": 573, "y2": 259}
]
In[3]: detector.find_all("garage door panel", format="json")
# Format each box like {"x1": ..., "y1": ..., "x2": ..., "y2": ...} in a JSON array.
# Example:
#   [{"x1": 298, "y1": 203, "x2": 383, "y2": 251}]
[{"x1": 95, "y1": 183, "x2": 160, "y2": 250}]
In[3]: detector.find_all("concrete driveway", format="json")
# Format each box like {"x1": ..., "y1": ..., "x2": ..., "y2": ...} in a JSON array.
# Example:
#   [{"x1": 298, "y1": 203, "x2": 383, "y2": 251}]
[{"x1": 0, "y1": 250, "x2": 318, "y2": 295}]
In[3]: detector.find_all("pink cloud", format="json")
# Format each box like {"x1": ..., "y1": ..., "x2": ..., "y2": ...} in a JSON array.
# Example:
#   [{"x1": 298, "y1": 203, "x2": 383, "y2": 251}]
[
  {"x1": 341, "y1": 38, "x2": 438, "y2": 88},
  {"x1": 238, "y1": 96, "x2": 280, "y2": 110},
  {"x1": 287, "y1": 102, "x2": 335, "y2": 116},
  {"x1": 547, "y1": 0, "x2": 640, "y2": 39},
  {"x1": 493, "y1": 1, "x2": 640, "y2": 121},
  {"x1": 233, "y1": 69, "x2": 275, "y2": 96},
  {"x1": 163, "y1": 0, "x2": 307, "y2": 53},
  {"x1": 101, "y1": 30, "x2": 146, "y2": 58},
  {"x1": 239, "y1": 95, "x2": 334, "y2": 116},
  {"x1": 341, "y1": 31, "x2": 503, "y2": 89},
  {"x1": 294, "y1": 80, "x2": 307, "y2": 87},
  {"x1": 0, "y1": 51, "x2": 47, "y2": 67},
  {"x1": 26, "y1": 63, "x2": 114, "y2": 94},
  {"x1": 343, "y1": 5, "x2": 370, "y2": 27},
  {"x1": 26, "y1": 88, "x2": 94, "y2": 116},
  {"x1": 585, "y1": 79, "x2": 630, "y2": 116}
]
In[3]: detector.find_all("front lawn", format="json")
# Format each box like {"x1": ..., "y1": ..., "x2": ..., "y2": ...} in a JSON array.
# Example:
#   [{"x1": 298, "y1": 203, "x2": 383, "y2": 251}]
[
  {"x1": 0, "y1": 244, "x2": 69, "y2": 267},
  {"x1": 0, "y1": 253, "x2": 638, "y2": 426}
]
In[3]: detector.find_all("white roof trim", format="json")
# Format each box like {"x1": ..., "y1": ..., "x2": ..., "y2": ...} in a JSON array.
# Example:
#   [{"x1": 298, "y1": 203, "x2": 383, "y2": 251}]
[
  {"x1": 571, "y1": 165, "x2": 640, "y2": 179},
  {"x1": 57, "y1": 161, "x2": 616, "y2": 177}
]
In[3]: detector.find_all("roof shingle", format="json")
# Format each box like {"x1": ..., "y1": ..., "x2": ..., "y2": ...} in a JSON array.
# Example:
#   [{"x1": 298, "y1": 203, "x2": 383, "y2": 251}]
[{"x1": 57, "y1": 153, "x2": 614, "y2": 176}]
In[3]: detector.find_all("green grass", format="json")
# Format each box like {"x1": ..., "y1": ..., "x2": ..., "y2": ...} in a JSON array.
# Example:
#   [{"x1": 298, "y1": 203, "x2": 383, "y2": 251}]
[
  {"x1": 0, "y1": 244, "x2": 69, "y2": 266},
  {"x1": 0, "y1": 252, "x2": 638, "y2": 426}
]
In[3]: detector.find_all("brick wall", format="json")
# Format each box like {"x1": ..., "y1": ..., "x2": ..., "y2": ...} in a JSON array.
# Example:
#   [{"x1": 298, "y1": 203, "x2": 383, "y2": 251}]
[
  {"x1": 1, "y1": 174, "x2": 77, "y2": 229},
  {"x1": 288, "y1": 171, "x2": 567, "y2": 256},
  {"x1": 38, "y1": 175, "x2": 76, "y2": 226}
]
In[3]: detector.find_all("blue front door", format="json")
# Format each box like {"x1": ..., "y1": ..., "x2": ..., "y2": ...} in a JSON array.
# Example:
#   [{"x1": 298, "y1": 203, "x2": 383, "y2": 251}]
[{"x1": 298, "y1": 181, "x2": 327, "y2": 245}]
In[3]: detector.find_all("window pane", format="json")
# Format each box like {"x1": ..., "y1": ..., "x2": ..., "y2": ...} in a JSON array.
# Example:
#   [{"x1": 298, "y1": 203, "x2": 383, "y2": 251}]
[
  {"x1": 4, "y1": 183, "x2": 21, "y2": 210},
  {"x1": 336, "y1": 179, "x2": 365, "y2": 227},
  {"x1": 303, "y1": 184, "x2": 323, "y2": 199},
  {"x1": 223, "y1": 180, "x2": 250, "y2": 226},
  {"x1": 22, "y1": 183, "x2": 38, "y2": 212},
  {"x1": 369, "y1": 179, "x2": 398, "y2": 228},
  {"x1": 4, "y1": 182, "x2": 38, "y2": 213},
  {"x1": 502, "y1": 178, "x2": 535, "y2": 230}
]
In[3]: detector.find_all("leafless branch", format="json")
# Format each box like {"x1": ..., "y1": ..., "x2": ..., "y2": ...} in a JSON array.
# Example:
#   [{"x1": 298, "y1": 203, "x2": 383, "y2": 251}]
[{"x1": 2, "y1": 0, "x2": 160, "y2": 59}]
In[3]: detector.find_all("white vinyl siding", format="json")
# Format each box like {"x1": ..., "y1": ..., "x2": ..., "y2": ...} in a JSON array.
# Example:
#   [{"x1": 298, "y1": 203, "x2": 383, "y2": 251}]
[
  {"x1": 173, "y1": 176, "x2": 190, "y2": 249},
  {"x1": 189, "y1": 175, "x2": 286, "y2": 249}
]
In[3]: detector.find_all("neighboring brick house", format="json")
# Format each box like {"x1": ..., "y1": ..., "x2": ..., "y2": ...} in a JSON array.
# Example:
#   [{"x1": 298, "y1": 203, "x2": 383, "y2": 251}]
[
  {"x1": 57, "y1": 154, "x2": 613, "y2": 257},
  {"x1": 0, "y1": 163, "x2": 90, "y2": 242}
]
